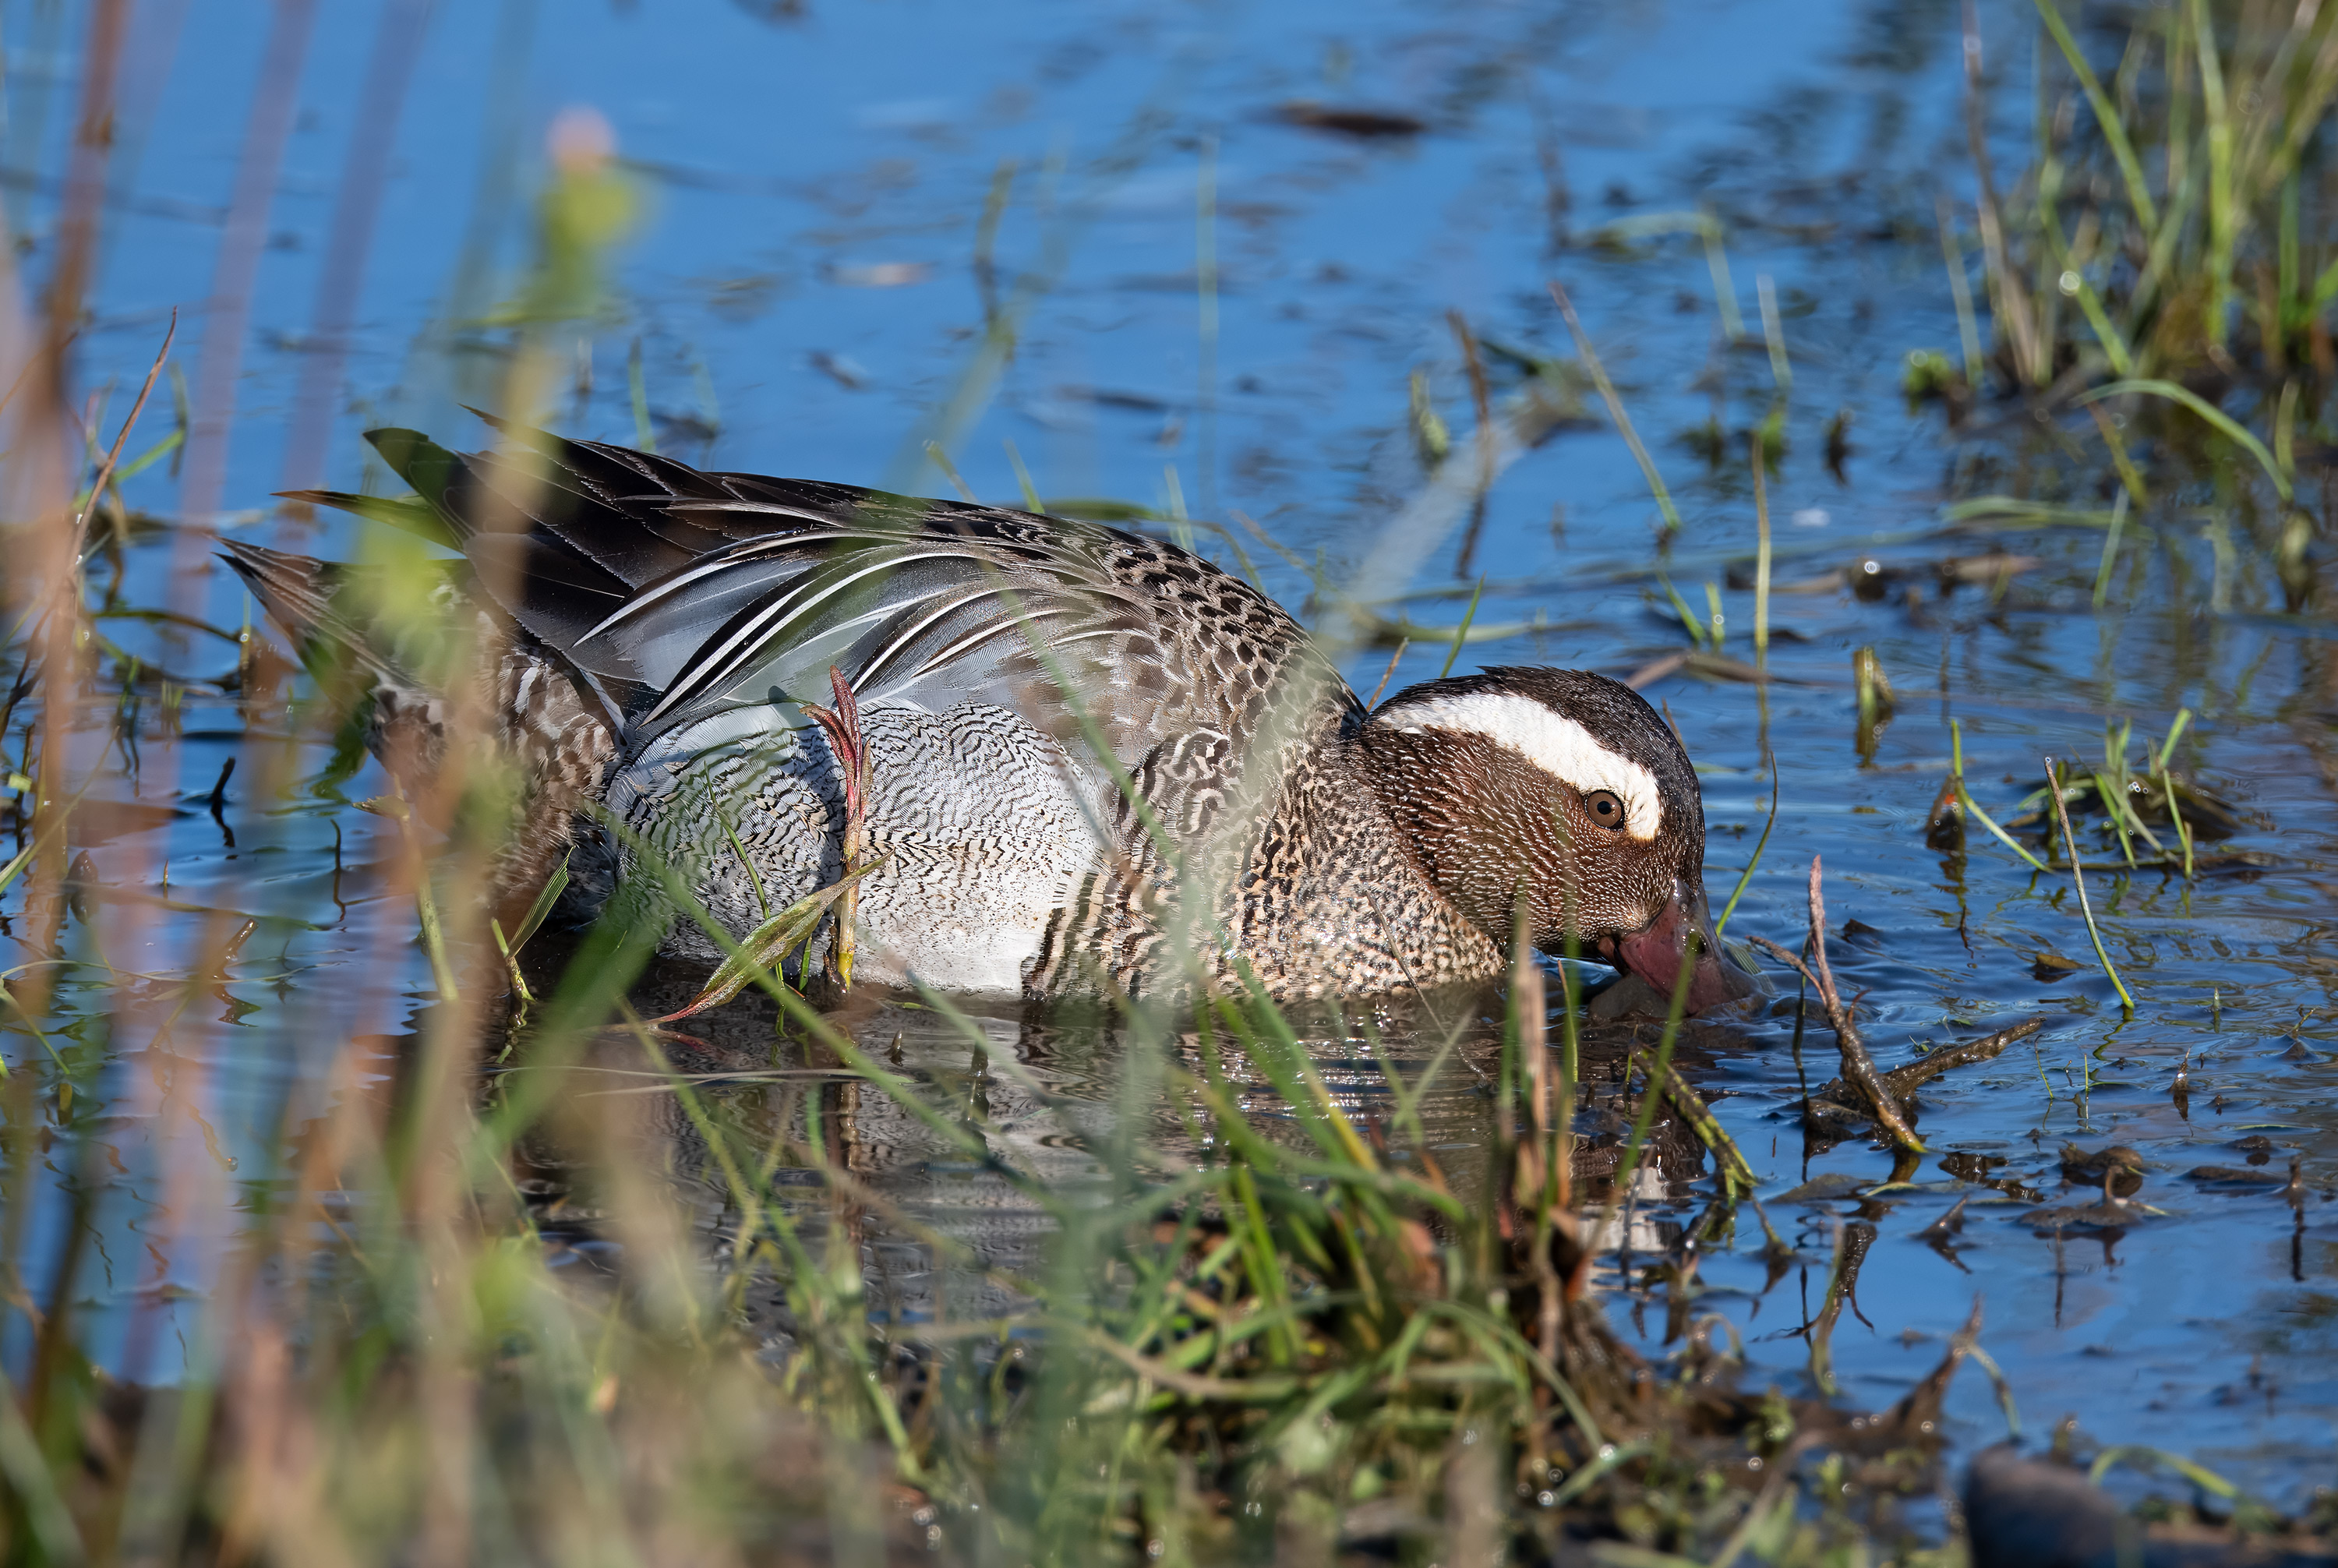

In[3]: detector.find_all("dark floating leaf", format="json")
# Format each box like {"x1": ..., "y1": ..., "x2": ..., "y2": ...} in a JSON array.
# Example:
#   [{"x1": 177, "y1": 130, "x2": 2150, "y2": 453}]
[
  {"x1": 1774, "y1": 1171, "x2": 1869, "y2": 1205},
  {"x1": 1841, "y1": 918, "x2": 1888, "y2": 949},
  {"x1": 2060, "y1": 1142, "x2": 2146, "y2": 1197},
  {"x1": 2184, "y1": 1164, "x2": 2287, "y2": 1186},
  {"x1": 2019, "y1": 1195, "x2": 2149, "y2": 1230},
  {"x1": 1272, "y1": 101, "x2": 1427, "y2": 138}
]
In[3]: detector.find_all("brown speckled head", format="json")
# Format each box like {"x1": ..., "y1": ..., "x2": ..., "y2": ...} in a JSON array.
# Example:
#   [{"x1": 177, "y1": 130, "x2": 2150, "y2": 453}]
[{"x1": 1358, "y1": 666, "x2": 1750, "y2": 1008}]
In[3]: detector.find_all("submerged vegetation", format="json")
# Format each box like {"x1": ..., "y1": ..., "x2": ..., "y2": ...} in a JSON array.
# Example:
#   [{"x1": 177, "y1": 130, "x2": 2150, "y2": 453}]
[
  {"x1": 9, "y1": 0, "x2": 2338, "y2": 1563},
  {"x1": 1917, "y1": 0, "x2": 2338, "y2": 612}
]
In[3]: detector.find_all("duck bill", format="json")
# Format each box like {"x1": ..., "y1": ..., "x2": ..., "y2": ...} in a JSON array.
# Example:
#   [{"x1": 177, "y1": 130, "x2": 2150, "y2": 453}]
[{"x1": 1613, "y1": 885, "x2": 1757, "y2": 1012}]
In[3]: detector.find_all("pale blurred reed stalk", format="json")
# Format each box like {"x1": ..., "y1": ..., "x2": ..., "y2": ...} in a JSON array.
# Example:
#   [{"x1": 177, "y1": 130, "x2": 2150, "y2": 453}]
[{"x1": 0, "y1": 9, "x2": 1992, "y2": 1566}]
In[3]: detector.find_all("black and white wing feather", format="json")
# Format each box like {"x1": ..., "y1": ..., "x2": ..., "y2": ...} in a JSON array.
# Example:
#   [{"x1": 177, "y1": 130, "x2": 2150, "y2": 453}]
[{"x1": 320, "y1": 420, "x2": 1351, "y2": 774}]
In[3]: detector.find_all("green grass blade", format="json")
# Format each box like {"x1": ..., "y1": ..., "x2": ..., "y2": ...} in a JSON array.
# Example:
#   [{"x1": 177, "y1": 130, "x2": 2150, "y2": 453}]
[
  {"x1": 1549, "y1": 279, "x2": 1685, "y2": 535},
  {"x1": 658, "y1": 854, "x2": 889, "y2": 1020},
  {"x1": 1957, "y1": 779, "x2": 2051, "y2": 874},
  {"x1": 1713, "y1": 750, "x2": 1778, "y2": 940},
  {"x1": 2047, "y1": 757, "x2": 2135, "y2": 1012},
  {"x1": 506, "y1": 853, "x2": 572, "y2": 954},
  {"x1": 2156, "y1": 707, "x2": 2194, "y2": 772},
  {"x1": 2034, "y1": 0, "x2": 2159, "y2": 230},
  {"x1": 2093, "y1": 488, "x2": 2129, "y2": 609},
  {"x1": 1438, "y1": 575, "x2": 1485, "y2": 678},
  {"x1": 2077, "y1": 380, "x2": 2290, "y2": 501}
]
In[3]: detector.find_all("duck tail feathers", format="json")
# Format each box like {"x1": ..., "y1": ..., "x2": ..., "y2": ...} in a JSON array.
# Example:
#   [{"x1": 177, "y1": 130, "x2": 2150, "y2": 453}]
[
  {"x1": 274, "y1": 487, "x2": 462, "y2": 549},
  {"x1": 218, "y1": 538, "x2": 408, "y2": 684}
]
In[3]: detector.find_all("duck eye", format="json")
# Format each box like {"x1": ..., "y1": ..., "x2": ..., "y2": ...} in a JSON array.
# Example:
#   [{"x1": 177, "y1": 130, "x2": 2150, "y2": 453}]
[{"x1": 1584, "y1": 789, "x2": 1626, "y2": 831}]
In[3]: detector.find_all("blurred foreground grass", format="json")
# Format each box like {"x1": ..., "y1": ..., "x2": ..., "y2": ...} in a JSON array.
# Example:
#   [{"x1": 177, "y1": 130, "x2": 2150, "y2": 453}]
[{"x1": 14, "y1": 2, "x2": 2338, "y2": 1563}]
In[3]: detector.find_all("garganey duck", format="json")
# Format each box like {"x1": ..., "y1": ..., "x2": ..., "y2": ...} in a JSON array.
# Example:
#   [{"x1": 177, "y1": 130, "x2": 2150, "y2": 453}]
[{"x1": 226, "y1": 421, "x2": 1758, "y2": 1010}]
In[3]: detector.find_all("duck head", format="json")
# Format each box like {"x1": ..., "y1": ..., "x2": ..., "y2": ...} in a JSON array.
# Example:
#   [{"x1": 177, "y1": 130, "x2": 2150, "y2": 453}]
[{"x1": 1358, "y1": 666, "x2": 1757, "y2": 1012}]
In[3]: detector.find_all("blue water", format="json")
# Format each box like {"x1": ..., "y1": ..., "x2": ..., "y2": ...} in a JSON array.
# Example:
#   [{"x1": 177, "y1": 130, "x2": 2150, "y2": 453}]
[{"x1": 12, "y1": 0, "x2": 2338, "y2": 1514}]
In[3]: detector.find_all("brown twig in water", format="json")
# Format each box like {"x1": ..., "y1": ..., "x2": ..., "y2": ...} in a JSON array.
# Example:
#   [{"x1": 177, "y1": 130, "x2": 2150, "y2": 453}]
[
  {"x1": 1810, "y1": 1015, "x2": 2046, "y2": 1114},
  {"x1": 1626, "y1": 1044, "x2": 1757, "y2": 1197},
  {"x1": 1747, "y1": 856, "x2": 1923, "y2": 1153}
]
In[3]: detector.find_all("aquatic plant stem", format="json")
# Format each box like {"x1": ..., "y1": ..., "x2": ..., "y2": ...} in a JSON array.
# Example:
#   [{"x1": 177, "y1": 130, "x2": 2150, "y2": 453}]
[
  {"x1": 1757, "y1": 273, "x2": 1790, "y2": 395},
  {"x1": 1698, "y1": 209, "x2": 1745, "y2": 341},
  {"x1": 2078, "y1": 380, "x2": 2290, "y2": 501},
  {"x1": 2085, "y1": 403, "x2": 2151, "y2": 509},
  {"x1": 2160, "y1": 757, "x2": 2195, "y2": 879},
  {"x1": 2156, "y1": 708, "x2": 2194, "y2": 771},
  {"x1": 923, "y1": 440, "x2": 978, "y2": 502},
  {"x1": 803, "y1": 666, "x2": 873, "y2": 990},
  {"x1": 1951, "y1": 719, "x2": 2052, "y2": 873},
  {"x1": 1936, "y1": 195, "x2": 1984, "y2": 387},
  {"x1": 2093, "y1": 489, "x2": 2129, "y2": 609},
  {"x1": 1630, "y1": 1046, "x2": 1757, "y2": 1198},
  {"x1": 1713, "y1": 748, "x2": 1778, "y2": 941},
  {"x1": 1002, "y1": 439, "x2": 1044, "y2": 513},
  {"x1": 1750, "y1": 432, "x2": 1771, "y2": 662},
  {"x1": 1548, "y1": 279, "x2": 1684, "y2": 535},
  {"x1": 2033, "y1": 0, "x2": 2158, "y2": 231},
  {"x1": 70, "y1": 312, "x2": 175, "y2": 570},
  {"x1": 1438, "y1": 578, "x2": 1484, "y2": 679},
  {"x1": 2190, "y1": 0, "x2": 2234, "y2": 349},
  {"x1": 2046, "y1": 755, "x2": 2136, "y2": 1012},
  {"x1": 1962, "y1": 0, "x2": 2041, "y2": 383},
  {"x1": 1747, "y1": 858, "x2": 1923, "y2": 1153}
]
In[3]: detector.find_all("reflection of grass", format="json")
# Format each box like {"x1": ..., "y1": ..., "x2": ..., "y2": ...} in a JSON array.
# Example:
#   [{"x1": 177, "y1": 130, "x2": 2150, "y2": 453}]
[{"x1": 10, "y1": 16, "x2": 2330, "y2": 1566}]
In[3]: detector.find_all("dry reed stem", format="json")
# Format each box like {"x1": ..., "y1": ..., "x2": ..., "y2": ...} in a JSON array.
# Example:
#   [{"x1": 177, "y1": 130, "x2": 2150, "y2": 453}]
[
  {"x1": 1547, "y1": 278, "x2": 1684, "y2": 535},
  {"x1": 1506, "y1": 931, "x2": 1573, "y2": 1376},
  {"x1": 64, "y1": 312, "x2": 175, "y2": 587},
  {"x1": 277, "y1": 0, "x2": 439, "y2": 507},
  {"x1": 12, "y1": 0, "x2": 132, "y2": 1017},
  {"x1": 1962, "y1": 0, "x2": 2041, "y2": 383},
  {"x1": 174, "y1": 0, "x2": 319, "y2": 598}
]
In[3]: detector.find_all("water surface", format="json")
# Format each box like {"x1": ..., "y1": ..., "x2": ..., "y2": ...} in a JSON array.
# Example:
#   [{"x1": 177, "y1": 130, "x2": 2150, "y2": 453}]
[{"x1": 14, "y1": 0, "x2": 2338, "y2": 1512}]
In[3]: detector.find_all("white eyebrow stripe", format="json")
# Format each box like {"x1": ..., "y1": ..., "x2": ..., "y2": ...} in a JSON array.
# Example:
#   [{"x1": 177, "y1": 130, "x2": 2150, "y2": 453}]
[{"x1": 1374, "y1": 691, "x2": 1662, "y2": 842}]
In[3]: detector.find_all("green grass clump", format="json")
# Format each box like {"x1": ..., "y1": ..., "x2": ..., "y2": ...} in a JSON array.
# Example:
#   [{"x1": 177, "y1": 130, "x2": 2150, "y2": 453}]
[
  {"x1": 1972, "y1": 1, "x2": 2338, "y2": 396},
  {"x1": 2, "y1": 885, "x2": 1981, "y2": 1565}
]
